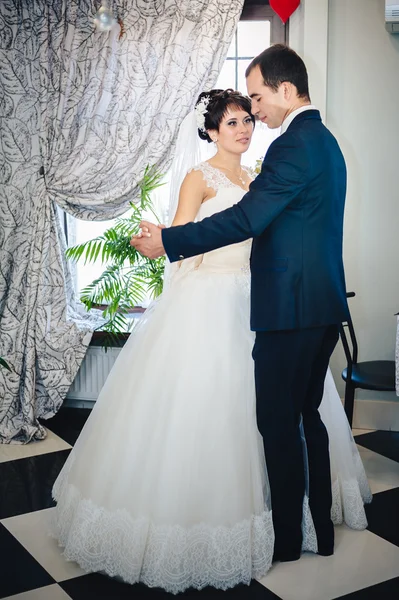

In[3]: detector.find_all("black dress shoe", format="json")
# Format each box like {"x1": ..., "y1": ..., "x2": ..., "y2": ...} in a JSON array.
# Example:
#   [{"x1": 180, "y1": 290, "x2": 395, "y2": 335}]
[
  {"x1": 314, "y1": 522, "x2": 334, "y2": 557},
  {"x1": 317, "y1": 545, "x2": 334, "y2": 557},
  {"x1": 272, "y1": 551, "x2": 301, "y2": 563}
]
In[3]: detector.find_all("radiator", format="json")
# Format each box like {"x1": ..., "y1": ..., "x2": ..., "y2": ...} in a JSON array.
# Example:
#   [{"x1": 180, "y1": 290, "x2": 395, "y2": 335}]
[{"x1": 66, "y1": 346, "x2": 122, "y2": 405}]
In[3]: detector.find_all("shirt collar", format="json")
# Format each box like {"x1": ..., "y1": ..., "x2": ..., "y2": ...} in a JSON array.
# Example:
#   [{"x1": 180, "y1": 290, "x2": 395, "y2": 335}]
[{"x1": 280, "y1": 105, "x2": 317, "y2": 134}]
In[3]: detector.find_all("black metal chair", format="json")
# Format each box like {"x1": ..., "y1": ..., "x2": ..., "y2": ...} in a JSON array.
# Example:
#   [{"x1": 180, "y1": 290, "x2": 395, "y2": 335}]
[{"x1": 339, "y1": 291, "x2": 396, "y2": 427}]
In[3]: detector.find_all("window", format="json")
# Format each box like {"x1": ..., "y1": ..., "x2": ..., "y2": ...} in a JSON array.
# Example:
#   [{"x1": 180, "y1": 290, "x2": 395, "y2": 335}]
[
  {"x1": 215, "y1": 4, "x2": 285, "y2": 173},
  {"x1": 217, "y1": 4, "x2": 286, "y2": 94},
  {"x1": 67, "y1": 212, "x2": 133, "y2": 295},
  {"x1": 65, "y1": 2, "x2": 286, "y2": 299}
]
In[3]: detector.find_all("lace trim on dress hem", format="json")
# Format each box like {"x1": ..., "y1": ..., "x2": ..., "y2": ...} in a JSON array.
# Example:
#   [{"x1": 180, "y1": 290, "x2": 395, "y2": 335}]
[
  {"x1": 50, "y1": 422, "x2": 371, "y2": 593},
  {"x1": 51, "y1": 479, "x2": 274, "y2": 594}
]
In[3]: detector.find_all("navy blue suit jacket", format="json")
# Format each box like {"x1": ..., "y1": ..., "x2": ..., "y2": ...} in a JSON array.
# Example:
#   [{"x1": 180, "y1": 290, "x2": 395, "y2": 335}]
[{"x1": 162, "y1": 110, "x2": 349, "y2": 331}]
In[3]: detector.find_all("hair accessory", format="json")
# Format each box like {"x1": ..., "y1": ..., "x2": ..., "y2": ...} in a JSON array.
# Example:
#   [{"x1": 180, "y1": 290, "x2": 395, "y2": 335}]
[{"x1": 195, "y1": 95, "x2": 210, "y2": 132}]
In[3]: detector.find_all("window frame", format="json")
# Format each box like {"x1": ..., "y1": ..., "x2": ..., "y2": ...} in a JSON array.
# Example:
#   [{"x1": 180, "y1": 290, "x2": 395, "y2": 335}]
[
  {"x1": 218, "y1": 3, "x2": 287, "y2": 97},
  {"x1": 240, "y1": 3, "x2": 287, "y2": 44}
]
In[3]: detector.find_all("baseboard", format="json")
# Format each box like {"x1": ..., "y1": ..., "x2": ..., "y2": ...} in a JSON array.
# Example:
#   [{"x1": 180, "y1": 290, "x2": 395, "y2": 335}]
[
  {"x1": 65, "y1": 397, "x2": 399, "y2": 433},
  {"x1": 353, "y1": 399, "x2": 399, "y2": 431},
  {"x1": 65, "y1": 347, "x2": 399, "y2": 432},
  {"x1": 63, "y1": 398, "x2": 97, "y2": 409}
]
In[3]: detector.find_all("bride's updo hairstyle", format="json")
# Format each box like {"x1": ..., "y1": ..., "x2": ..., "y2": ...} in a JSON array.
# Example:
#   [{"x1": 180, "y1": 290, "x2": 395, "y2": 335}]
[{"x1": 195, "y1": 89, "x2": 255, "y2": 143}]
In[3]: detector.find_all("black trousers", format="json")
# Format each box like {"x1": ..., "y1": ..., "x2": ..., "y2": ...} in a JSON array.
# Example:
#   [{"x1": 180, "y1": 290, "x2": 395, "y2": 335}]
[{"x1": 253, "y1": 324, "x2": 340, "y2": 557}]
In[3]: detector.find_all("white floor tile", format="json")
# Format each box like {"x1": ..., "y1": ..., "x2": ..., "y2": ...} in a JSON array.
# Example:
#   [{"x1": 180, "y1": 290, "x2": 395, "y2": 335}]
[
  {"x1": 357, "y1": 444, "x2": 399, "y2": 493},
  {"x1": 0, "y1": 428, "x2": 71, "y2": 464},
  {"x1": 257, "y1": 526, "x2": 399, "y2": 600},
  {"x1": 2, "y1": 584, "x2": 71, "y2": 600},
  {"x1": 1, "y1": 508, "x2": 85, "y2": 582}
]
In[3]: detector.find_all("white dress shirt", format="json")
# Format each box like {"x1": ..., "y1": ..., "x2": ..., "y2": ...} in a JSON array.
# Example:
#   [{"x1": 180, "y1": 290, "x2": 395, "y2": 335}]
[{"x1": 280, "y1": 105, "x2": 316, "y2": 134}]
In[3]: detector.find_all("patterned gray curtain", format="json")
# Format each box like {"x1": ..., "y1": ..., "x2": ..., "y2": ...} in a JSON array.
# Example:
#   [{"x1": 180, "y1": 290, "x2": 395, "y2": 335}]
[{"x1": 0, "y1": 0, "x2": 244, "y2": 443}]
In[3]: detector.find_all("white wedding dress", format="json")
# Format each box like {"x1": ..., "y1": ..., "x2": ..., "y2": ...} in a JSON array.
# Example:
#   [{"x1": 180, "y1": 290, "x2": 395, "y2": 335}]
[{"x1": 52, "y1": 163, "x2": 371, "y2": 594}]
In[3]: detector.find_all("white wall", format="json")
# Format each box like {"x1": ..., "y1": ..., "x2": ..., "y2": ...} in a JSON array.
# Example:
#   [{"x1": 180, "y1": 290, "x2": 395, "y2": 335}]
[
  {"x1": 290, "y1": 0, "x2": 399, "y2": 428},
  {"x1": 327, "y1": 0, "x2": 399, "y2": 405},
  {"x1": 289, "y1": 0, "x2": 329, "y2": 116}
]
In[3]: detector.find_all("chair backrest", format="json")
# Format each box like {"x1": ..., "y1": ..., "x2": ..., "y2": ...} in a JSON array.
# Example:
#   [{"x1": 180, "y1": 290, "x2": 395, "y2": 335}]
[{"x1": 339, "y1": 292, "x2": 358, "y2": 375}]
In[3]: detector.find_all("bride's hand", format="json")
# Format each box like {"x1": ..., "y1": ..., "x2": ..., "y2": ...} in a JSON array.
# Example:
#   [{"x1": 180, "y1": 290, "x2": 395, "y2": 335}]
[{"x1": 134, "y1": 223, "x2": 165, "y2": 239}]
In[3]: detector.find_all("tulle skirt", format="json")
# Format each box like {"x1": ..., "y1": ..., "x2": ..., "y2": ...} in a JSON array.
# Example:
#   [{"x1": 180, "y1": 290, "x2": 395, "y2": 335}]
[{"x1": 52, "y1": 267, "x2": 371, "y2": 593}]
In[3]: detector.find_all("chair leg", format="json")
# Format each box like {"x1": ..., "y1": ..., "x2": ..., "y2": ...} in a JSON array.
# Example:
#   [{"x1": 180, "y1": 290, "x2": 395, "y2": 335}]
[{"x1": 344, "y1": 383, "x2": 356, "y2": 428}]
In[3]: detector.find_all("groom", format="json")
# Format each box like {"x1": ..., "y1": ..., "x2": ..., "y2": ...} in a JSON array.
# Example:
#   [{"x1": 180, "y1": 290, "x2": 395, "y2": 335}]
[{"x1": 131, "y1": 44, "x2": 349, "y2": 561}]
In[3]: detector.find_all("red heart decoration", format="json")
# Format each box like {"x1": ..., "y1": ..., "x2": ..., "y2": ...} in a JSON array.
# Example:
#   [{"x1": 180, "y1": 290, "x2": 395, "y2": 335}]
[{"x1": 270, "y1": 0, "x2": 300, "y2": 24}]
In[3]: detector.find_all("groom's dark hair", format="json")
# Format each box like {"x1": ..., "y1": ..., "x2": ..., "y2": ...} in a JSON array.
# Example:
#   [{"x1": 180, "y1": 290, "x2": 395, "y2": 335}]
[{"x1": 246, "y1": 44, "x2": 310, "y2": 101}]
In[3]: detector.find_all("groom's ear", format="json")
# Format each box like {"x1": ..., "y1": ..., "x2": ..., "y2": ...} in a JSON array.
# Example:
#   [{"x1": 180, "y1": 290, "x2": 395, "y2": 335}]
[{"x1": 281, "y1": 81, "x2": 295, "y2": 101}]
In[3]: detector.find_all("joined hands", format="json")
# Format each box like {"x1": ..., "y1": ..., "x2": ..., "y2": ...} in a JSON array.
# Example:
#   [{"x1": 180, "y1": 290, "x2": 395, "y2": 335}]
[{"x1": 130, "y1": 221, "x2": 166, "y2": 259}]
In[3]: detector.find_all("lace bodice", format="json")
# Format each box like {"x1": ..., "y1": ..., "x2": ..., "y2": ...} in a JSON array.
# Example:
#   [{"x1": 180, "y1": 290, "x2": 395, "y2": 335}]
[
  {"x1": 184, "y1": 162, "x2": 253, "y2": 274},
  {"x1": 189, "y1": 161, "x2": 255, "y2": 197}
]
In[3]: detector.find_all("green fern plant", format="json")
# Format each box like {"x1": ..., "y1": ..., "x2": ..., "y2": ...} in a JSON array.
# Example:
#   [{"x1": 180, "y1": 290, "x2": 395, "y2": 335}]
[{"x1": 66, "y1": 165, "x2": 166, "y2": 347}]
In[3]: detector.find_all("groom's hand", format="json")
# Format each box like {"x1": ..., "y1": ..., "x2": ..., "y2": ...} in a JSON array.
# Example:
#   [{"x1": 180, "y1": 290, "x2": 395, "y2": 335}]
[{"x1": 130, "y1": 221, "x2": 166, "y2": 259}]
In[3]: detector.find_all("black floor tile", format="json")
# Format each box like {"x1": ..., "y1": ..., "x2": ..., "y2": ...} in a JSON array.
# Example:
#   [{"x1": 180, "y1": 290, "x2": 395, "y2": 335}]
[
  {"x1": 41, "y1": 406, "x2": 91, "y2": 446},
  {"x1": 61, "y1": 574, "x2": 281, "y2": 599},
  {"x1": 355, "y1": 431, "x2": 399, "y2": 463},
  {"x1": 334, "y1": 576, "x2": 399, "y2": 599},
  {"x1": 0, "y1": 449, "x2": 70, "y2": 519},
  {"x1": 0, "y1": 523, "x2": 55, "y2": 598},
  {"x1": 365, "y1": 487, "x2": 399, "y2": 548}
]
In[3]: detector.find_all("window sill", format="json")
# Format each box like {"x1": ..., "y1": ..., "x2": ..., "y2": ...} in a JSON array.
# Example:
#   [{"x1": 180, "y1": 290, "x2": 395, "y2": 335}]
[
  {"x1": 89, "y1": 305, "x2": 146, "y2": 347},
  {"x1": 90, "y1": 331, "x2": 131, "y2": 347},
  {"x1": 91, "y1": 304, "x2": 147, "y2": 315}
]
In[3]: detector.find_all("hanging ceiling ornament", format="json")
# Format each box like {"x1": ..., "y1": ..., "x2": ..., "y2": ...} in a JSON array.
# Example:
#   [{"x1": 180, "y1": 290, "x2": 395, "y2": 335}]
[
  {"x1": 94, "y1": 1, "x2": 117, "y2": 31},
  {"x1": 269, "y1": 0, "x2": 300, "y2": 24}
]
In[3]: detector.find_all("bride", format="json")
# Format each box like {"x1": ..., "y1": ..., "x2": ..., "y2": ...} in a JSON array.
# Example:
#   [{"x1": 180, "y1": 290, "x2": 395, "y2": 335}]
[{"x1": 52, "y1": 89, "x2": 371, "y2": 594}]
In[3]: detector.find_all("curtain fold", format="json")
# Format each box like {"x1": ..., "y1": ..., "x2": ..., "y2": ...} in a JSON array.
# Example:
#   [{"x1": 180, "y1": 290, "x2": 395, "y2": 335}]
[
  {"x1": 41, "y1": 0, "x2": 244, "y2": 219},
  {"x1": 0, "y1": 0, "x2": 244, "y2": 443}
]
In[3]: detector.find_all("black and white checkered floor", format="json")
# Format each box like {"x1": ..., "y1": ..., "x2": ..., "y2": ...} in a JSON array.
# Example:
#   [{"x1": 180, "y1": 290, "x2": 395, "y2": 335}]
[{"x1": 1, "y1": 407, "x2": 398, "y2": 600}]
